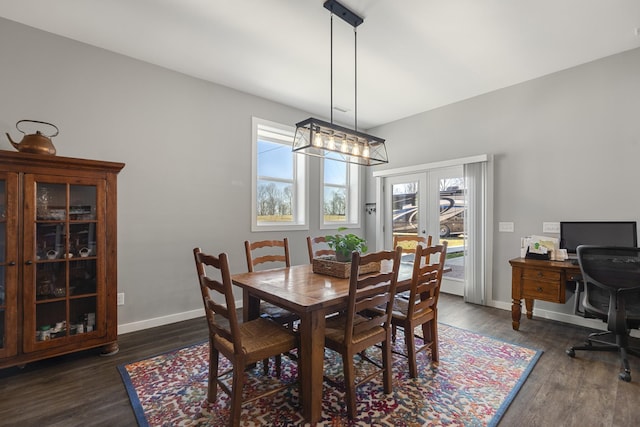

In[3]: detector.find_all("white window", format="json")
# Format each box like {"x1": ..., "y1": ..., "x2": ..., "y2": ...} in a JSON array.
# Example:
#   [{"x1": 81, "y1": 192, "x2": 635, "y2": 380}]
[
  {"x1": 252, "y1": 117, "x2": 308, "y2": 231},
  {"x1": 321, "y1": 152, "x2": 360, "y2": 229}
]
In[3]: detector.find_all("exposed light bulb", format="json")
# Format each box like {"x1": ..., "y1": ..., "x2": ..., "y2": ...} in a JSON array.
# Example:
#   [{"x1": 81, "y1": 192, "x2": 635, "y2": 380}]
[
  {"x1": 362, "y1": 144, "x2": 370, "y2": 158},
  {"x1": 327, "y1": 136, "x2": 336, "y2": 150},
  {"x1": 341, "y1": 140, "x2": 349, "y2": 153},
  {"x1": 313, "y1": 133, "x2": 323, "y2": 147},
  {"x1": 352, "y1": 143, "x2": 360, "y2": 156}
]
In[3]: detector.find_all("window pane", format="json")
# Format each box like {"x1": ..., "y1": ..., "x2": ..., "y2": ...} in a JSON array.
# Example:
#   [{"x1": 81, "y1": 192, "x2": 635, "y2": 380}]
[
  {"x1": 324, "y1": 187, "x2": 346, "y2": 223},
  {"x1": 324, "y1": 157, "x2": 347, "y2": 186},
  {"x1": 257, "y1": 180, "x2": 293, "y2": 222},
  {"x1": 258, "y1": 140, "x2": 293, "y2": 180}
]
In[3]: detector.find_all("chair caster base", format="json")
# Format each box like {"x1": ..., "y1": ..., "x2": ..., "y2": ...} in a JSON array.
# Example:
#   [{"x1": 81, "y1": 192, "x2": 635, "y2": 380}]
[
  {"x1": 566, "y1": 348, "x2": 575, "y2": 357},
  {"x1": 619, "y1": 371, "x2": 631, "y2": 382}
]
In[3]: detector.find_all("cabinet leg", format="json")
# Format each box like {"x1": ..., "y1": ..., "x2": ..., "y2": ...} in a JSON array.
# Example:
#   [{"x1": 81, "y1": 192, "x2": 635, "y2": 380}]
[
  {"x1": 100, "y1": 342, "x2": 119, "y2": 356},
  {"x1": 511, "y1": 299, "x2": 521, "y2": 330}
]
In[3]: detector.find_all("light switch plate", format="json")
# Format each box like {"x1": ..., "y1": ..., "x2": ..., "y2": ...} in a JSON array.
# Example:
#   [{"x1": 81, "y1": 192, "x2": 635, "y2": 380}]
[
  {"x1": 543, "y1": 222, "x2": 561, "y2": 233},
  {"x1": 499, "y1": 222, "x2": 514, "y2": 232}
]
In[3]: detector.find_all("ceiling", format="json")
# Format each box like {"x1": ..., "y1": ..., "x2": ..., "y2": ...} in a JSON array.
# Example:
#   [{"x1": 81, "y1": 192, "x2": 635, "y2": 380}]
[{"x1": 2, "y1": 0, "x2": 640, "y2": 129}]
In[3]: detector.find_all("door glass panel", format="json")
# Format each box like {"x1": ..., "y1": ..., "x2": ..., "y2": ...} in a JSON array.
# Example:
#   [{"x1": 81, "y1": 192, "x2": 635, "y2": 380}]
[
  {"x1": 392, "y1": 180, "x2": 420, "y2": 263},
  {"x1": 0, "y1": 179, "x2": 5, "y2": 350},
  {"x1": 0, "y1": 223, "x2": 5, "y2": 264},
  {"x1": 0, "y1": 309, "x2": 4, "y2": 348},
  {"x1": 439, "y1": 177, "x2": 466, "y2": 281},
  {"x1": 70, "y1": 185, "x2": 96, "y2": 220},
  {"x1": 32, "y1": 179, "x2": 101, "y2": 345},
  {"x1": 37, "y1": 183, "x2": 67, "y2": 220},
  {"x1": 36, "y1": 262, "x2": 66, "y2": 301},
  {"x1": 0, "y1": 179, "x2": 5, "y2": 220},
  {"x1": 70, "y1": 259, "x2": 97, "y2": 295}
]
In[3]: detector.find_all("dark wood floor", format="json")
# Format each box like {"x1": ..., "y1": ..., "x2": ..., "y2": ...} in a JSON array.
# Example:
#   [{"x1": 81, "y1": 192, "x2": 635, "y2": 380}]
[{"x1": 1, "y1": 294, "x2": 639, "y2": 426}]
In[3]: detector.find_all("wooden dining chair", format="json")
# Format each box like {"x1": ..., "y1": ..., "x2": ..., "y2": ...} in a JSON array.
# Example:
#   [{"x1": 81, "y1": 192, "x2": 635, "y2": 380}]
[
  {"x1": 306, "y1": 235, "x2": 335, "y2": 263},
  {"x1": 244, "y1": 238, "x2": 299, "y2": 354},
  {"x1": 193, "y1": 248, "x2": 298, "y2": 427},
  {"x1": 388, "y1": 241, "x2": 447, "y2": 378},
  {"x1": 323, "y1": 247, "x2": 402, "y2": 419},
  {"x1": 391, "y1": 234, "x2": 433, "y2": 341}
]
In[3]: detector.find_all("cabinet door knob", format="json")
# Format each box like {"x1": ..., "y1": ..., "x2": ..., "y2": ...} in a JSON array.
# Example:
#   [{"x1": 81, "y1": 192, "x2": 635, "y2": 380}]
[
  {"x1": 536, "y1": 287, "x2": 543, "y2": 292},
  {"x1": 8, "y1": 261, "x2": 16, "y2": 266},
  {"x1": 25, "y1": 260, "x2": 33, "y2": 265}
]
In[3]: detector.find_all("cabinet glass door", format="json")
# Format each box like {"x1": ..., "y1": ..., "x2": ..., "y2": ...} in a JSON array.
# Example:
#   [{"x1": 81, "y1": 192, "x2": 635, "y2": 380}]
[
  {"x1": 23, "y1": 176, "x2": 105, "y2": 352},
  {"x1": 0, "y1": 172, "x2": 18, "y2": 358}
]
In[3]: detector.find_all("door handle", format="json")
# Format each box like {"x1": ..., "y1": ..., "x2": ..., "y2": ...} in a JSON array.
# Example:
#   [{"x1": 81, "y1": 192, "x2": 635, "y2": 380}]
[
  {"x1": 8, "y1": 261, "x2": 16, "y2": 266},
  {"x1": 25, "y1": 260, "x2": 33, "y2": 265}
]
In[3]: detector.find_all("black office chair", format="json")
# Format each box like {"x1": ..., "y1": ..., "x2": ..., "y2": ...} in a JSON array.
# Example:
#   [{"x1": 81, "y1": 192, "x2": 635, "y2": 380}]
[{"x1": 566, "y1": 245, "x2": 640, "y2": 382}]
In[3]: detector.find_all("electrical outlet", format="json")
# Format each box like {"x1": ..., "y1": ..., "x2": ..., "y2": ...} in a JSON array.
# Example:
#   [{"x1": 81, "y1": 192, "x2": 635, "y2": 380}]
[
  {"x1": 543, "y1": 222, "x2": 560, "y2": 233},
  {"x1": 498, "y1": 222, "x2": 514, "y2": 232},
  {"x1": 117, "y1": 293, "x2": 125, "y2": 305}
]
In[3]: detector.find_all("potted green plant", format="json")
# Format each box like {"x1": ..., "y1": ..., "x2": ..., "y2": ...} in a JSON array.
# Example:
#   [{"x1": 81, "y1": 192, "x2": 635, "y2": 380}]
[{"x1": 325, "y1": 227, "x2": 368, "y2": 262}]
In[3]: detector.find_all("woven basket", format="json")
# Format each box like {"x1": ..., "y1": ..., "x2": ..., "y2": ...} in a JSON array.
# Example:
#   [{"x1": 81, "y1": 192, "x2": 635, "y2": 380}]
[{"x1": 312, "y1": 255, "x2": 381, "y2": 278}]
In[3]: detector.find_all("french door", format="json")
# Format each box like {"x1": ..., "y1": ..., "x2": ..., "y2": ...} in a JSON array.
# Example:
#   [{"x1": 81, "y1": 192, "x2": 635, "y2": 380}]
[
  {"x1": 375, "y1": 154, "x2": 491, "y2": 304},
  {"x1": 384, "y1": 168, "x2": 465, "y2": 296}
]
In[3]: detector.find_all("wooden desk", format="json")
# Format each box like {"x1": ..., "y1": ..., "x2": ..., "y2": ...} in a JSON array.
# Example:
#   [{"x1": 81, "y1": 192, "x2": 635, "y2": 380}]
[
  {"x1": 509, "y1": 257, "x2": 582, "y2": 330},
  {"x1": 231, "y1": 263, "x2": 411, "y2": 423}
]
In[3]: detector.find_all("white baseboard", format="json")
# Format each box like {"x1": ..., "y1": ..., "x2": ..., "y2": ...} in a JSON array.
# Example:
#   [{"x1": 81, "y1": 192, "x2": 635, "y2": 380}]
[
  {"x1": 117, "y1": 298, "x2": 244, "y2": 335},
  {"x1": 490, "y1": 299, "x2": 640, "y2": 338},
  {"x1": 118, "y1": 298, "x2": 639, "y2": 339}
]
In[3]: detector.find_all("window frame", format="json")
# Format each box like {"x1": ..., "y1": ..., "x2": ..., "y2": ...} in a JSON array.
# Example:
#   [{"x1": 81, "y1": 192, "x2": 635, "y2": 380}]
[{"x1": 251, "y1": 117, "x2": 308, "y2": 232}]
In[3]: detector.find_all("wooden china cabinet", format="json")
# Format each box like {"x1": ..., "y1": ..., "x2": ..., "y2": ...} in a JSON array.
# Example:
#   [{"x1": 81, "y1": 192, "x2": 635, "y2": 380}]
[{"x1": 0, "y1": 150, "x2": 124, "y2": 369}]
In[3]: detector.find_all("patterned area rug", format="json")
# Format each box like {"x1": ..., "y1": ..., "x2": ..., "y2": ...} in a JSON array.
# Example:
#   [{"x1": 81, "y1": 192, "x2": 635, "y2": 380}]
[{"x1": 118, "y1": 324, "x2": 541, "y2": 426}]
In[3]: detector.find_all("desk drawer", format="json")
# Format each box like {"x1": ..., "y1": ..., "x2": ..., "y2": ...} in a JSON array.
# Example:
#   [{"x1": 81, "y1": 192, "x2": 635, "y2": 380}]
[
  {"x1": 522, "y1": 268, "x2": 561, "y2": 282},
  {"x1": 522, "y1": 279, "x2": 561, "y2": 302}
]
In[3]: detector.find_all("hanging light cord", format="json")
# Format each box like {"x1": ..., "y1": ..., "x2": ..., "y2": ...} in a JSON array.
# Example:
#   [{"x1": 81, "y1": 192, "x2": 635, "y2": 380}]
[
  {"x1": 354, "y1": 25, "x2": 358, "y2": 132},
  {"x1": 330, "y1": 13, "x2": 334, "y2": 124}
]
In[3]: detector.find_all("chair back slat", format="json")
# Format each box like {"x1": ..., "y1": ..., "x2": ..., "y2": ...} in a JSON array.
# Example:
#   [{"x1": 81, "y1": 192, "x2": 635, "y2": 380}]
[
  {"x1": 393, "y1": 235, "x2": 433, "y2": 254},
  {"x1": 193, "y1": 248, "x2": 243, "y2": 354},
  {"x1": 307, "y1": 236, "x2": 335, "y2": 263},
  {"x1": 245, "y1": 238, "x2": 291, "y2": 272},
  {"x1": 343, "y1": 247, "x2": 402, "y2": 345},
  {"x1": 405, "y1": 243, "x2": 448, "y2": 321}
]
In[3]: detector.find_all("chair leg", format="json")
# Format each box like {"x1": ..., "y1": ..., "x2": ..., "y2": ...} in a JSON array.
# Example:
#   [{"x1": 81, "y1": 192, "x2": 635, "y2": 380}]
[
  {"x1": 230, "y1": 359, "x2": 245, "y2": 427},
  {"x1": 343, "y1": 352, "x2": 357, "y2": 419},
  {"x1": 208, "y1": 343, "x2": 219, "y2": 403},
  {"x1": 405, "y1": 324, "x2": 418, "y2": 379},
  {"x1": 263, "y1": 358, "x2": 269, "y2": 375},
  {"x1": 382, "y1": 336, "x2": 393, "y2": 394},
  {"x1": 428, "y1": 320, "x2": 439, "y2": 363}
]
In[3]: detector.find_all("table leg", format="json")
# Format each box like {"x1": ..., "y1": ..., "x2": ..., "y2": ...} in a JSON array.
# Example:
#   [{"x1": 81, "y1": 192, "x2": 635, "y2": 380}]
[
  {"x1": 298, "y1": 310, "x2": 325, "y2": 423},
  {"x1": 511, "y1": 298, "x2": 521, "y2": 330},
  {"x1": 242, "y1": 289, "x2": 260, "y2": 322}
]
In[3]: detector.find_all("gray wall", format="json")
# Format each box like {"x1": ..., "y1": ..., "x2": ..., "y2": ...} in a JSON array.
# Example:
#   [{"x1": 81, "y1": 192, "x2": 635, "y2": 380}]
[
  {"x1": 367, "y1": 46, "x2": 640, "y2": 319},
  {"x1": 4, "y1": 16, "x2": 640, "y2": 330},
  {"x1": 0, "y1": 18, "x2": 359, "y2": 330}
]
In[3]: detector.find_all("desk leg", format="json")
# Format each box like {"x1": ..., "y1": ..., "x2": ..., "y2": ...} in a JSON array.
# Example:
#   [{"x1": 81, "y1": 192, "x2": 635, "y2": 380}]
[
  {"x1": 524, "y1": 298, "x2": 534, "y2": 319},
  {"x1": 298, "y1": 310, "x2": 325, "y2": 424},
  {"x1": 511, "y1": 298, "x2": 521, "y2": 330}
]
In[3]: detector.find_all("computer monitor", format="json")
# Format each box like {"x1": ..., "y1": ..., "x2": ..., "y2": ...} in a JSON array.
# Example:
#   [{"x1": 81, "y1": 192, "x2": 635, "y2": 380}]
[{"x1": 560, "y1": 221, "x2": 638, "y2": 256}]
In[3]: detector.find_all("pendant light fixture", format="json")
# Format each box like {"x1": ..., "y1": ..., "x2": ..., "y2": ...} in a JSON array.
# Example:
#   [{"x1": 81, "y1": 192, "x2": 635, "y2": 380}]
[{"x1": 292, "y1": 0, "x2": 388, "y2": 166}]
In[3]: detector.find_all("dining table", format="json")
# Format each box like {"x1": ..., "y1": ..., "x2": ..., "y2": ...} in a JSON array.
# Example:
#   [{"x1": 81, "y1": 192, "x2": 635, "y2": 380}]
[{"x1": 231, "y1": 261, "x2": 413, "y2": 423}]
